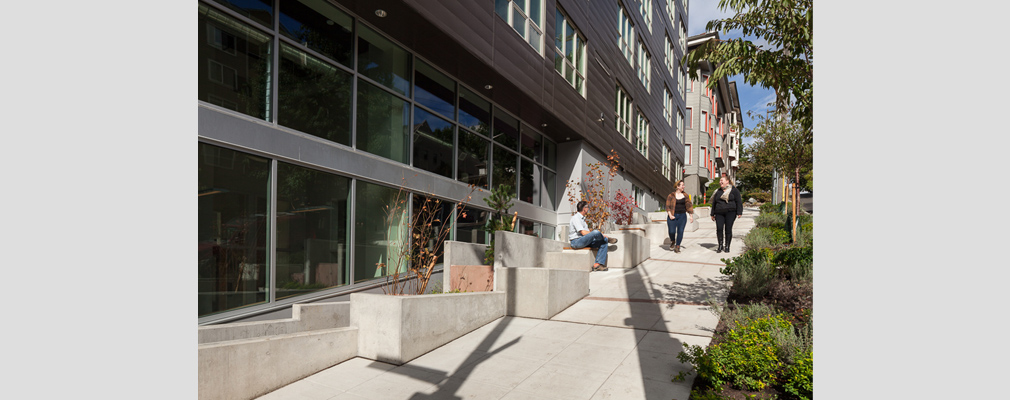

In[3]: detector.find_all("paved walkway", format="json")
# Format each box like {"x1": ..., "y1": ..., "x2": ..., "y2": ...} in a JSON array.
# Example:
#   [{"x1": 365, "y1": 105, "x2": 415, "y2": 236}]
[{"x1": 257, "y1": 208, "x2": 759, "y2": 400}]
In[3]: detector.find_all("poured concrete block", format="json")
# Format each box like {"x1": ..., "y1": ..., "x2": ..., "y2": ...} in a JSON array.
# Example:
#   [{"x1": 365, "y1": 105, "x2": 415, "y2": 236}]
[
  {"x1": 602, "y1": 232, "x2": 651, "y2": 269},
  {"x1": 494, "y1": 230, "x2": 567, "y2": 269},
  {"x1": 351, "y1": 291, "x2": 506, "y2": 365},
  {"x1": 198, "y1": 302, "x2": 351, "y2": 344},
  {"x1": 495, "y1": 267, "x2": 589, "y2": 320},
  {"x1": 198, "y1": 327, "x2": 358, "y2": 400},
  {"x1": 544, "y1": 251, "x2": 594, "y2": 271},
  {"x1": 442, "y1": 241, "x2": 489, "y2": 292}
]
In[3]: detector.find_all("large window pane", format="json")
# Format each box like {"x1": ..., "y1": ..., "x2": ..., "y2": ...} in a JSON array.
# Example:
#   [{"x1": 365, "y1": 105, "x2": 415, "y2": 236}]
[
  {"x1": 541, "y1": 169, "x2": 556, "y2": 210},
  {"x1": 519, "y1": 159, "x2": 539, "y2": 205},
  {"x1": 520, "y1": 126, "x2": 542, "y2": 161},
  {"x1": 493, "y1": 146, "x2": 517, "y2": 197},
  {"x1": 455, "y1": 205, "x2": 489, "y2": 244},
  {"x1": 354, "y1": 181, "x2": 408, "y2": 283},
  {"x1": 208, "y1": 0, "x2": 273, "y2": 28},
  {"x1": 275, "y1": 163, "x2": 351, "y2": 299},
  {"x1": 412, "y1": 195, "x2": 453, "y2": 267},
  {"x1": 413, "y1": 107, "x2": 454, "y2": 179},
  {"x1": 358, "y1": 23, "x2": 411, "y2": 97},
  {"x1": 199, "y1": 3, "x2": 272, "y2": 120},
  {"x1": 459, "y1": 87, "x2": 491, "y2": 136},
  {"x1": 518, "y1": 219, "x2": 537, "y2": 237},
  {"x1": 414, "y1": 60, "x2": 456, "y2": 120},
  {"x1": 278, "y1": 43, "x2": 352, "y2": 146},
  {"x1": 540, "y1": 224, "x2": 556, "y2": 241},
  {"x1": 198, "y1": 143, "x2": 270, "y2": 317},
  {"x1": 543, "y1": 139, "x2": 557, "y2": 170},
  {"x1": 278, "y1": 0, "x2": 354, "y2": 66},
  {"x1": 493, "y1": 108, "x2": 519, "y2": 150},
  {"x1": 457, "y1": 129, "x2": 489, "y2": 189},
  {"x1": 357, "y1": 80, "x2": 410, "y2": 164}
]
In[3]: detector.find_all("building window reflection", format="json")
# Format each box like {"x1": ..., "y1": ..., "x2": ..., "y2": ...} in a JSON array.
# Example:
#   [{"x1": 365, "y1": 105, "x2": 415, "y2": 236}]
[{"x1": 198, "y1": 3, "x2": 272, "y2": 120}]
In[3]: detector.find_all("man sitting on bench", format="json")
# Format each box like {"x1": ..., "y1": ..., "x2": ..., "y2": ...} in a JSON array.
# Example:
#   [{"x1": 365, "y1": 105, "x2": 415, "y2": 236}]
[{"x1": 569, "y1": 200, "x2": 618, "y2": 271}]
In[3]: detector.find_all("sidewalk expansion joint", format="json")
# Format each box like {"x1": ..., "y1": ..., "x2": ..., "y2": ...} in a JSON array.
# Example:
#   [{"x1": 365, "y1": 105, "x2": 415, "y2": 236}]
[
  {"x1": 646, "y1": 258, "x2": 725, "y2": 267},
  {"x1": 584, "y1": 296, "x2": 710, "y2": 306}
]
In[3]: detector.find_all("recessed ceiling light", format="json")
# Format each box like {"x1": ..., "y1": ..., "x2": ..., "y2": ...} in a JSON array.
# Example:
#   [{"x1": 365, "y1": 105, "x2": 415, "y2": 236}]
[
  {"x1": 484, "y1": 85, "x2": 493, "y2": 90},
  {"x1": 375, "y1": 9, "x2": 387, "y2": 17}
]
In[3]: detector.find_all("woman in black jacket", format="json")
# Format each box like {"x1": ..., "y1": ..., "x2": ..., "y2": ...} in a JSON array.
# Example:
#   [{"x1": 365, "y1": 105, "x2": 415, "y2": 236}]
[{"x1": 709, "y1": 176, "x2": 743, "y2": 253}]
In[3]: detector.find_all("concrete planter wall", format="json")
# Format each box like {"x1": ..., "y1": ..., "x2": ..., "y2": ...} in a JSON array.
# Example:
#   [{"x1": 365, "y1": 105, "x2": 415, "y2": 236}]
[
  {"x1": 198, "y1": 302, "x2": 351, "y2": 344},
  {"x1": 601, "y1": 231, "x2": 651, "y2": 269},
  {"x1": 351, "y1": 291, "x2": 506, "y2": 365},
  {"x1": 695, "y1": 207, "x2": 711, "y2": 218},
  {"x1": 198, "y1": 327, "x2": 357, "y2": 400},
  {"x1": 495, "y1": 267, "x2": 589, "y2": 319},
  {"x1": 442, "y1": 241, "x2": 490, "y2": 292},
  {"x1": 493, "y1": 230, "x2": 567, "y2": 270}
]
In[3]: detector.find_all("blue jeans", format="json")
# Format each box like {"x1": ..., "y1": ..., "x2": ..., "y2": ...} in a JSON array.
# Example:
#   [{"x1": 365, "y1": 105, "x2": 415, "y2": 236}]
[
  {"x1": 570, "y1": 230, "x2": 608, "y2": 266},
  {"x1": 667, "y1": 213, "x2": 687, "y2": 246}
]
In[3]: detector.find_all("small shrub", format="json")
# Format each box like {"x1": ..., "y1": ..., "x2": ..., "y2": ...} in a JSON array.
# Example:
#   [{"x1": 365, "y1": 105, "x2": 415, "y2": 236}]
[
  {"x1": 718, "y1": 302, "x2": 781, "y2": 331},
  {"x1": 721, "y1": 248, "x2": 776, "y2": 298},
  {"x1": 745, "y1": 191, "x2": 772, "y2": 203},
  {"x1": 773, "y1": 246, "x2": 813, "y2": 282},
  {"x1": 744, "y1": 227, "x2": 790, "y2": 250},
  {"x1": 759, "y1": 202, "x2": 782, "y2": 215},
  {"x1": 754, "y1": 212, "x2": 786, "y2": 228},
  {"x1": 678, "y1": 315, "x2": 792, "y2": 391},
  {"x1": 782, "y1": 348, "x2": 813, "y2": 400}
]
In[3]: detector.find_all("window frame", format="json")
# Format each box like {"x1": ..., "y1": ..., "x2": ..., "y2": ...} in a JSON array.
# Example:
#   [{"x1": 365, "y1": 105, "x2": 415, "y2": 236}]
[{"x1": 554, "y1": 6, "x2": 587, "y2": 96}]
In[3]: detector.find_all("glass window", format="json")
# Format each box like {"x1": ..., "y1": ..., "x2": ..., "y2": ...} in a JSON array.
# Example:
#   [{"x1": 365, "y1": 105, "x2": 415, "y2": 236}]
[
  {"x1": 618, "y1": 8, "x2": 634, "y2": 67},
  {"x1": 519, "y1": 159, "x2": 539, "y2": 205},
  {"x1": 493, "y1": 146, "x2": 518, "y2": 197},
  {"x1": 278, "y1": 0, "x2": 354, "y2": 67},
  {"x1": 636, "y1": 111, "x2": 649, "y2": 157},
  {"x1": 455, "y1": 205, "x2": 489, "y2": 244},
  {"x1": 495, "y1": 0, "x2": 543, "y2": 53},
  {"x1": 414, "y1": 60, "x2": 456, "y2": 120},
  {"x1": 541, "y1": 169, "x2": 556, "y2": 210},
  {"x1": 354, "y1": 181, "x2": 409, "y2": 283},
  {"x1": 457, "y1": 129, "x2": 490, "y2": 189},
  {"x1": 278, "y1": 43, "x2": 353, "y2": 146},
  {"x1": 199, "y1": 4, "x2": 272, "y2": 121},
  {"x1": 198, "y1": 143, "x2": 270, "y2": 317},
  {"x1": 459, "y1": 86, "x2": 491, "y2": 136},
  {"x1": 208, "y1": 0, "x2": 273, "y2": 28},
  {"x1": 543, "y1": 139, "x2": 557, "y2": 171},
  {"x1": 412, "y1": 107, "x2": 455, "y2": 179},
  {"x1": 520, "y1": 125, "x2": 542, "y2": 161},
  {"x1": 663, "y1": 87, "x2": 672, "y2": 126},
  {"x1": 540, "y1": 224, "x2": 556, "y2": 241},
  {"x1": 686, "y1": 107, "x2": 693, "y2": 129},
  {"x1": 554, "y1": 7, "x2": 587, "y2": 96},
  {"x1": 356, "y1": 79, "x2": 410, "y2": 164},
  {"x1": 493, "y1": 108, "x2": 519, "y2": 150},
  {"x1": 616, "y1": 84, "x2": 633, "y2": 143},
  {"x1": 357, "y1": 23, "x2": 412, "y2": 97},
  {"x1": 412, "y1": 194, "x2": 453, "y2": 267},
  {"x1": 685, "y1": 144, "x2": 691, "y2": 164},
  {"x1": 638, "y1": 40, "x2": 651, "y2": 91},
  {"x1": 641, "y1": 0, "x2": 653, "y2": 31},
  {"x1": 518, "y1": 219, "x2": 538, "y2": 237},
  {"x1": 275, "y1": 162, "x2": 351, "y2": 299}
]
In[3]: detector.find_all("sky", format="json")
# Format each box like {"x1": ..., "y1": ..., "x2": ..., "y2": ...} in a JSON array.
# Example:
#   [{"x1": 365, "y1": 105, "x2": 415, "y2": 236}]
[{"x1": 688, "y1": 0, "x2": 778, "y2": 147}]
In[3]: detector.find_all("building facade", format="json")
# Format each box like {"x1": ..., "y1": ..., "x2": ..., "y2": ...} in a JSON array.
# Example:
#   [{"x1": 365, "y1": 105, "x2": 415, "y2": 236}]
[
  {"x1": 683, "y1": 31, "x2": 742, "y2": 202},
  {"x1": 198, "y1": 0, "x2": 691, "y2": 324}
]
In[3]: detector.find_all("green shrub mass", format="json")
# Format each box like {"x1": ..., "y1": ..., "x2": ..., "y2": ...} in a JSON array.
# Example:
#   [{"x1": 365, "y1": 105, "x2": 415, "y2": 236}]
[
  {"x1": 679, "y1": 315, "x2": 792, "y2": 391},
  {"x1": 773, "y1": 246, "x2": 813, "y2": 282},
  {"x1": 754, "y1": 212, "x2": 786, "y2": 228},
  {"x1": 782, "y1": 349, "x2": 813, "y2": 400},
  {"x1": 743, "y1": 227, "x2": 790, "y2": 250},
  {"x1": 720, "y1": 248, "x2": 775, "y2": 298},
  {"x1": 759, "y1": 202, "x2": 782, "y2": 214}
]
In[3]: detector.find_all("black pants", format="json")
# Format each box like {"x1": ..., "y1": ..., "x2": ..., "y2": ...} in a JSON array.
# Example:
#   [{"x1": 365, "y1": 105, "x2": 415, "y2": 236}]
[{"x1": 713, "y1": 211, "x2": 737, "y2": 245}]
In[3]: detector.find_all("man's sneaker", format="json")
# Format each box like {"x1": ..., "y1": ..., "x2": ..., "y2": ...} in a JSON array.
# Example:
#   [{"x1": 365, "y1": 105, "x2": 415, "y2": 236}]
[
  {"x1": 592, "y1": 264, "x2": 608, "y2": 272},
  {"x1": 607, "y1": 237, "x2": 618, "y2": 244}
]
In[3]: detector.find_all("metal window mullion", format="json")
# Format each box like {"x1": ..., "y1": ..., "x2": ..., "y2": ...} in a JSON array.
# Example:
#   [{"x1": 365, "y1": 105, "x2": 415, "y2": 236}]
[
  {"x1": 348, "y1": 178, "x2": 356, "y2": 284},
  {"x1": 267, "y1": 158, "x2": 278, "y2": 304}
]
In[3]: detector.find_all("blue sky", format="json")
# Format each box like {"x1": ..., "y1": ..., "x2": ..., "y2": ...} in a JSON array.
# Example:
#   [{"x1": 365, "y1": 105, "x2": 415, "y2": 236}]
[{"x1": 688, "y1": 1, "x2": 777, "y2": 146}]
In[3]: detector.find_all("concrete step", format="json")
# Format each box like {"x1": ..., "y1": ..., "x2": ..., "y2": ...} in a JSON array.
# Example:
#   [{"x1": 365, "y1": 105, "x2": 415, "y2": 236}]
[{"x1": 544, "y1": 251, "x2": 593, "y2": 271}]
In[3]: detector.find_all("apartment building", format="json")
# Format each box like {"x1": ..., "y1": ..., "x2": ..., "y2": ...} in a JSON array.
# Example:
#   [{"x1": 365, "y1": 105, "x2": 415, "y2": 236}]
[
  {"x1": 683, "y1": 31, "x2": 742, "y2": 202},
  {"x1": 197, "y1": 0, "x2": 692, "y2": 324}
]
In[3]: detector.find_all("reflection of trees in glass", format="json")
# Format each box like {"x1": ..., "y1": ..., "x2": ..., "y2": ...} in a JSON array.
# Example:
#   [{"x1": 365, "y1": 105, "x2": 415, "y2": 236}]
[
  {"x1": 519, "y1": 159, "x2": 536, "y2": 204},
  {"x1": 459, "y1": 87, "x2": 490, "y2": 135},
  {"x1": 412, "y1": 109, "x2": 454, "y2": 179},
  {"x1": 493, "y1": 147, "x2": 517, "y2": 198},
  {"x1": 278, "y1": 0, "x2": 353, "y2": 66},
  {"x1": 278, "y1": 44, "x2": 352, "y2": 146},
  {"x1": 357, "y1": 24, "x2": 412, "y2": 96},
  {"x1": 457, "y1": 129, "x2": 488, "y2": 189},
  {"x1": 357, "y1": 80, "x2": 409, "y2": 164}
]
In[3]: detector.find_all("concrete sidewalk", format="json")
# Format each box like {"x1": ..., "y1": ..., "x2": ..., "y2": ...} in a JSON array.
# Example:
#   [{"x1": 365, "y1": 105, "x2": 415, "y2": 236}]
[{"x1": 256, "y1": 208, "x2": 759, "y2": 400}]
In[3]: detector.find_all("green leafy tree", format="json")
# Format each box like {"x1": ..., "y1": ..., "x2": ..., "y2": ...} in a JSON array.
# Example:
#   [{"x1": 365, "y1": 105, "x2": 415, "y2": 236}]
[
  {"x1": 735, "y1": 139, "x2": 775, "y2": 192},
  {"x1": 745, "y1": 106, "x2": 812, "y2": 241},
  {"x1": 683, "y1": 0, "x2": 813, "y2": 133}
]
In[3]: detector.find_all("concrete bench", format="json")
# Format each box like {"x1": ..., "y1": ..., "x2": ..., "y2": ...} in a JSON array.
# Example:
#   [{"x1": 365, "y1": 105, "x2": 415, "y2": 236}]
[
  {"x1": 495, "y1": 267, "x2": 589, "y2": 320},
  {"x1": 199, "y1": 327, "x2": 358, "y2": 400},
  {"x1": 544, "y1": 251, "x2": 594, "y2": 271}
]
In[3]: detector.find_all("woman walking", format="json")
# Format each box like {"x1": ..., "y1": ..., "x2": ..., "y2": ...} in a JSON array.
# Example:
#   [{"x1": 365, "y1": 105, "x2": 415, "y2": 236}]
[
  {"x1": 665, "y1": 180, "x2": 694, "y2": 253},
  {"x1": 710, "y1": 176, "x2": 743, "y2": 253}
]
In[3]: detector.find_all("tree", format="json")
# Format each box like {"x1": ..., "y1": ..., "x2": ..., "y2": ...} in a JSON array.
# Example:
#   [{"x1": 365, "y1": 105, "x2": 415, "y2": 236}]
[
  {"x1": 683, "y1": 0, "x2": 813, "y2": 133},
  {"x1": 744, "y1": 106, "x2": 812, "y2": 241},
  {"x1": 735, "y1": 140, "x2": 774, "y2": 192}
]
